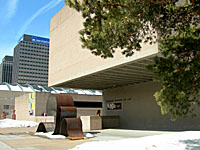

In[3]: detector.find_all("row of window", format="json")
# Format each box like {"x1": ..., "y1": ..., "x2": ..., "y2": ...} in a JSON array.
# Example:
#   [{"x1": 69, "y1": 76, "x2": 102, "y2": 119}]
[
  {"x1": 20, "y1": 45, "x2": 48, "y2": 50},
  {"x1": 19, "y1": 63, "x2": 48, "y2": 68},
  {"x1": 21, "y1": 42, "x2": 49, "y2": 47},
  {"x1": 19, "y1": 67, "x2": 48, "y2": 72},
  {"x1": 19, "y1": 52, "x2": 49, "y2": 58},
  {"x1": 20, "y1": 59, "x2": 48, "y2": 65},
  {"x1": 2, "y1": 61, "x2": 13, "y2": 64},
  {"x1": 18, "y1": 74, "x2": 48, "y2": 79},
  {"x1": 22, "y1": 41, "x2": 49, "y2": 47},
  {"x1": 19, "y1": 78, "x2": 47, "y2": 83},
  {"x1": 19, "y1": 71, "x2": 48, "y2": 75},
  {"x1": 3, "y1": 105, "x2": 14, "y2": 110},
  {"x1": 20, "y1": 48, "x2": 49, "y2": 54},
  {"x1": 20, "y1": 55, "x2": 48, "y2": 61}
]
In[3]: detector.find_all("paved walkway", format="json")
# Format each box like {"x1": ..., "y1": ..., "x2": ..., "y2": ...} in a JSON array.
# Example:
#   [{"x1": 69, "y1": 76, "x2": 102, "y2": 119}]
[
  {"x1": 90, "y1": 129, "x2": 172, "y2": 141},
  {"x1": 0, "y1": 127, "x2": 172, "y2": 150}
]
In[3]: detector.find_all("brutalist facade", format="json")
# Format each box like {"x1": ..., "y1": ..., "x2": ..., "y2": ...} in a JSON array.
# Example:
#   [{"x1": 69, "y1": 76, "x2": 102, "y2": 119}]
[
  {"x1": 12, "y1": 34, "x2": 49, "y2": 86},
  {"x1": 0, "y1": 56, "x2": 13, "y2": 83}
]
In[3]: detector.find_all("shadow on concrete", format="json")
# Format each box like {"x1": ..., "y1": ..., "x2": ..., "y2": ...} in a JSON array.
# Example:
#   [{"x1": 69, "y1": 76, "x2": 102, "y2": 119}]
[{"x1": 180, "y1": 139, "x2": 200, "y2": 150}]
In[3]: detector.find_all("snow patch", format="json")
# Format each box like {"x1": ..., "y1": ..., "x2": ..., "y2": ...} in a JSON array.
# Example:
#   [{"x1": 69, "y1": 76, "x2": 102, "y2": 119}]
[
  {"x1": 35, "y1": 132, "x2": 95, "y2": 139},
  {"x1": 35, "y1": 132, "x2": 94, "y2": 139},
  {"x1": 71, "y1": 131, "x2": 200, "y2": 150},
  {"x1": 84, "y1": 133, "x2": 94, "y2": 138},
  {"x1": 35, "y1": 132, "x2": 66, "y2": 139},
  {"x1": 0, "y1": 119, "x2": 38, "y2": 128}
]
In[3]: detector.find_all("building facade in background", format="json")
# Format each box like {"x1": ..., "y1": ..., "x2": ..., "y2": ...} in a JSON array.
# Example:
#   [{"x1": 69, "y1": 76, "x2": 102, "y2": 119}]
[
  {"x1": 0, "y1": 56, "x2": 13, "y2": 83},
  {"x1": 0, "y1": 82, "x2": 102, "y2": 120},
  {"x1": 12, "y1": 34, "x2": 49, "y2": 86}
]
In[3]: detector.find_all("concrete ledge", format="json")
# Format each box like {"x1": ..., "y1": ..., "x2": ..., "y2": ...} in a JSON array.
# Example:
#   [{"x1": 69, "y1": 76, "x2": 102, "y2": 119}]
[
  {"x1": 35, "y1": 116, "x2": 55, "y2": 123},
  {"x1": 80, "y1": 116, "x2": 102, "y2": 131}
]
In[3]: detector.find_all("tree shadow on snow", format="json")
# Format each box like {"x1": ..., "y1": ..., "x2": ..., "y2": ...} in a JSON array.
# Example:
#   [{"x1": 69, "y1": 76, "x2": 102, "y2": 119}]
[{"x1": 179, "y1": 139, "x2": 200, "y2": 150}]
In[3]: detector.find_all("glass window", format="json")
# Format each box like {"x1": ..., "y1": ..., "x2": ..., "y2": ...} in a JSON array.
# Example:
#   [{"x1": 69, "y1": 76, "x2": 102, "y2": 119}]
[{"x1": 3, "y1": 105, "x2": 9, "y2": 109}]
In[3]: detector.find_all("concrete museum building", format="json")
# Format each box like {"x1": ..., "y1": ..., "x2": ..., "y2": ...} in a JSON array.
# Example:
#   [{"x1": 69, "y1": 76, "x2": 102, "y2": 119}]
[{"x1": 49, "y1": 6, "x2": 200, "y2": 130}]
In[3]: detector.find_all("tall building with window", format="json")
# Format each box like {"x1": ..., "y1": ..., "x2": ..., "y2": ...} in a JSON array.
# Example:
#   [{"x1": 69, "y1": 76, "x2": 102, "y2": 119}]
[
  {"x1": 12, "y1": 34, "x2": 49, "y2": 86},
  {"x1": 0, "y1": 56, "x2": 13, "y2": 83}
]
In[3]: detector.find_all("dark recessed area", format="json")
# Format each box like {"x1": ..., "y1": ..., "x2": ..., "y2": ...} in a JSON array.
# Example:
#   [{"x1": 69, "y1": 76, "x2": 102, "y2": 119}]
[{"x1": 74, "y1": 101, "x2": 102, "y2": 108}]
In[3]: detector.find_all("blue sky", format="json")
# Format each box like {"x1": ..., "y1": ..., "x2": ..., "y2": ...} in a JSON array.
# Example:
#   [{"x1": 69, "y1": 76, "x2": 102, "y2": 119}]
[{"x1": 0, "y1": 0, "x2": 65, "y2": 61}]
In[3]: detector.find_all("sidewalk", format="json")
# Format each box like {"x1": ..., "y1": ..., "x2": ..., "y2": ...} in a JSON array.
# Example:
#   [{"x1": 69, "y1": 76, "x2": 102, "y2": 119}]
[{"x1": 0, "y1": 127, "x2": 171, "y2": 150}]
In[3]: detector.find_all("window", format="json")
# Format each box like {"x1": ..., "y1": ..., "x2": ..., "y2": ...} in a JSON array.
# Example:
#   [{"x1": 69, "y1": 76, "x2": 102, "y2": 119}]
[{"x1": 3, "y1": 105, "x2": 9, "y2": 109}]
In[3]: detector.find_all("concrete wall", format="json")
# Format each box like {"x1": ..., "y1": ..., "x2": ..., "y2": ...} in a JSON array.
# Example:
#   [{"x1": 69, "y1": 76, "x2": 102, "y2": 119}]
[
  {"x1": 15, "y1": 92, "x2": 102, "y2": 121},
  {"x1": 15, "y1": 92, "x2": 54, "y2": 122},
  {"x1": 0, "y1": 91, "x2": 25, "y2": 99},
  {"x1": 35, "y1": 92, "x2": 102, "y2": 117},
  {"x1": 0, "y1": 90, "x2": 26, "y2": 119},
  {"x1": 15, "y1": 92, "x2": 35, "y2": 121},
  {"x1": 71, "y1": 94, "x2": 102, "y2": 102},
  {"x1": 80, "y1": 116, "x2": 102, "y2": 131},
  {"x1": 77, "y1": 108, "x2": 102, "y2": 117},
  {"x1": 103, "y1": 82, "x2": 200, "y2": 130},
  {"x1": 35, "y1": 92, "x2": 52, "y2": 116},
  {"x1": 49, "y1": 6, "x2": 158, "y2": 87}
]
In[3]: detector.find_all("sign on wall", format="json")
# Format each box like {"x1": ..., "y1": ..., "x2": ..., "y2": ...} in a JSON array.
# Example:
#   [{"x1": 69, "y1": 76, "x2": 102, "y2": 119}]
[
  {"x1": 32, "y1": 36, "x2": 49, "y2": 45},
  {"x1": 28, "y1": 93, "x2": 35, "y2": 115},
  {"x1": 106, "y1": 97, "x2": 132, "y2": 111},
  {"x1": 107, "y1": 102, "x2": 122, "y2": 110}
]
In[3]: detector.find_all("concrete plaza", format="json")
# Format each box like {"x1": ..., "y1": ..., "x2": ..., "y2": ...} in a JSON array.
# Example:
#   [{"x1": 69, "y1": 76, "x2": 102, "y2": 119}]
[{"x1": 0, "y1": 127, "x2": 172, "y2": 150}]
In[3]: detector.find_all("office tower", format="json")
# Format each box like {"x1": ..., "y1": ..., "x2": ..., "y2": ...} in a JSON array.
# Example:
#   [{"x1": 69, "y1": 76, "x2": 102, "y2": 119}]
[
  {"x1": 0, "y1": 56, "x2": 13, "y2": 83},
  {"x1": 12, "y1": 34, "x2": 49, "y2": 86}
]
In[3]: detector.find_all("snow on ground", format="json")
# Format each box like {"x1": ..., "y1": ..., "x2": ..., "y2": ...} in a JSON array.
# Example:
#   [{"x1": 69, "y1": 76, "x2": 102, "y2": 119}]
[
  {"x1": 34, "y1": 132, "x2": 94, "y2": 139},
  {"x1": 35, "y1": 132, "x2": 66, "y2": 139},
  {"x1": 0, "y1": 119, "x2": 38, "y2": 128},
  {"x1": 71, "y1": 131, "x2": 200, "y2": 150},
  {"x1": 84, "y1": 133, "x2": 94, "y2": 138}
]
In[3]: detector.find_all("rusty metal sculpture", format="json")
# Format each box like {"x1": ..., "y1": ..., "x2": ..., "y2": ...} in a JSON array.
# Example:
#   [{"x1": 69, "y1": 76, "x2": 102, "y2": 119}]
[{"x1": 36, "y1": 94, "x2": 84, "y2": 140}]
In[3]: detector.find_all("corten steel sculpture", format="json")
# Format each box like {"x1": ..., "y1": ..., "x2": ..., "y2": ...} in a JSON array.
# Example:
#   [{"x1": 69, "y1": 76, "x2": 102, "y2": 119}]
[{"x1": 36, "y1": 94, "x2": 84, "y2": 140}]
